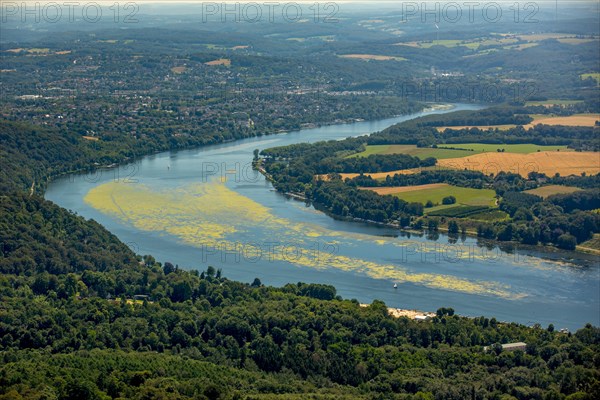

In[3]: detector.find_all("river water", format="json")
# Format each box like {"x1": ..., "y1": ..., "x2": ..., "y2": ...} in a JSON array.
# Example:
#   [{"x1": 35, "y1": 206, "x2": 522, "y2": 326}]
[{"x1": 45, "y1": 104, "x2": 599, "y2": 330}]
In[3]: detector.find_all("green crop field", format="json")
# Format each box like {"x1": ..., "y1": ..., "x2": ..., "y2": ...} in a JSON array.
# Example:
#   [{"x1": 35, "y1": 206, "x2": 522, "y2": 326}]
[
  {"x1": 466, "y1": 209, "x2": 510, "y2": 221},
  {"x1": 350, "y1": 143, "x2": 570, "y2": 160},
  {"x1": 388, "y1": 184, "x2": 497, "y2": 212},
  {"x1": 581, "y1": 73, "x2": 600, "y2": 84},
  {"x1": 427, "y1": 205, "x2": 491, "y2": 217}
]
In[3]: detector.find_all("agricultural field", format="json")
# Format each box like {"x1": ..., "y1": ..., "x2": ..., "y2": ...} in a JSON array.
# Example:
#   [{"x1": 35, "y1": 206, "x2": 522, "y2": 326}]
[
  {"x1": 438, "y1": 143, "x2": 570, "y2": 154},
  {"x1": 321, "y1": 167, "x2": 431, "y2": 181},
  {"x1": 436, "y1": 124, "x2": 517, "y2": 131},
  {"x1": 514, "y1": 33, "x2": 599, "y2": 43},
  {"x1": 361, "y1": 183, "x2": 447, "y2": 196},
  {"x1": 427, "y1": 205, "x2": 491, "y2": 218},
  {"x1": 581, "y1": 73, "x2": 600, "y2": 84},
  {"x1": 525, "y1": 99, "x2": 584, "y2": 106},
  {"x1": 171, "y1": 66, "x2": 187, "y2": 74},
  {"x1": 351, "y1": 144, "x2": 570, "y2": 160},
  {"x1": 438, "y1": 151, "x2": 600, "y2": 178},
  {"x1": 437, "y1": 113, "x2": 600, "y2": 131},
  {"x1": 466, "y1": 209, "x2": 510, "y2": 222},
  {"x1": 5, "y1": 47, "x2": 72, "y2": 56},
  {"x1": 204, "y1": 58, "x2": 231, "y2": 66},
  {"x1": 395, "y1": 37, "x2": 517, "y2": 50},
  {"x1": 527, "y1": 114, "x2": 600, "y2": 128},
  {"x1": 349, "y1": 144, "x2": 475, "y2": 159},
  {"x1": 392, "y1": 33, "x2": 598, "y2": 56},
  {"x1": 524, "y1": 185, "x2": 583, "y2": 198},
  {"x1": 339, "y1": 54, "x2": 406, "y2": 61},
  {"x1": 361, "y1": 183, "x2": 497, "y2": 212}
]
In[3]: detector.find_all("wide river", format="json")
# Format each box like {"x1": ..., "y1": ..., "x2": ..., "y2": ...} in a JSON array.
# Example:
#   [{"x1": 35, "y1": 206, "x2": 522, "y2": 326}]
[{"x1": 46, "y1": 104, "x2": 599, "y2": 330}]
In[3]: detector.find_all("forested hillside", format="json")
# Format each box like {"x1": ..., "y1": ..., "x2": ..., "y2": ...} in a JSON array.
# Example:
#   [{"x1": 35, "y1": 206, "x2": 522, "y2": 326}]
[{"x1": 1, "y1": 193, "x2": 599, "y2": 399}]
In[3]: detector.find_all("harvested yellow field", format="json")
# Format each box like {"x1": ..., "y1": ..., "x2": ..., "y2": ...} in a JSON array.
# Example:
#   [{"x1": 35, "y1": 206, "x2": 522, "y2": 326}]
[
  {"x1": 205, "y1": 58, "x2": 231, "y2": 66},
  {"x1": 26, "y1": 48, "x2": 50, "y2": 53},
  {"x1": 527, "y1": 114, "x2": 600, "y2": 128},
  {"x1": 437, "y1": 114, "x2": 600, "y2": 132},
  {"x1": 170, "y1": 66, "x2": 187, "y2": 74},
  {"x1": 317, "y1": 167, "x2": 423, "y2": 181},
  {"x1": 360, "y1": 183, "x2": 448, "y2": 195},
  {"x1": 82, "y1": 136, "x2": 99, "y2": 141},
  {"x1": 438, "y1": 151, "x2": 600, "y2": 178},
  {"x1": 339, "y1": 54, "x2": 406, "y2": 61}
]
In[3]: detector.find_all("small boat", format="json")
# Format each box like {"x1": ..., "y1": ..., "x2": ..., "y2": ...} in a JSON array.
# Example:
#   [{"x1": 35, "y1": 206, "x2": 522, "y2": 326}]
[{"x1": 393, "y1": 283, "x2": 398, "y2": 289}]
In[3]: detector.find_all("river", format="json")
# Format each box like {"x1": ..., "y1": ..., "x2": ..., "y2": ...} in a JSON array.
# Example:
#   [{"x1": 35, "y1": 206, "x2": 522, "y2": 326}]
[{"x1": 45, "y1": 104, "x2": 599, "y2": 331}]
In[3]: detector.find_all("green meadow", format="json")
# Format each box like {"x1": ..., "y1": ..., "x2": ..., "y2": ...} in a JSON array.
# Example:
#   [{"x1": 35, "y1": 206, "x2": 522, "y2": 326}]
[
  {"x1": 389, "y1": 184, "x2": 497, "y2": 211},
  {"x1": 351, "y1": 143, "x2": 570, "y2": 160}
]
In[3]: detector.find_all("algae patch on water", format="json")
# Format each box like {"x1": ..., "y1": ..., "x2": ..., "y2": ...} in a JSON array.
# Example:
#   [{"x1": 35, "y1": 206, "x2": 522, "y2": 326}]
[{"x1": 85, "y1": 180, "x2": 523, "y2": 299}]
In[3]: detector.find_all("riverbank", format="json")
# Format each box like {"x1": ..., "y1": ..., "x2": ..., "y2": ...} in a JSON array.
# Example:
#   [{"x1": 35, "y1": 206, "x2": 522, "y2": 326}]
[
  {"x1": 260, "y1": 175, "x2": 598, "y2": 256},
  {"x1": 360, "y1": 303, "x2": 436, "y2": 320}
]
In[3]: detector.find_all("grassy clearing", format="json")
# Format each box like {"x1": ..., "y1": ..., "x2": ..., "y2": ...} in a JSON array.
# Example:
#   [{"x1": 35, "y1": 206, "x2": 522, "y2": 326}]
[
  {"x1": 437, "y1": 113, "x2": 600, "y2": 131},
  {"x1": 467, "y1": 209, "x2": 510, "y2": 221},
  {"x1": 581, "y1": 73, "x2": 600, "y2": 85},
  {"x1": 363, "y1": 183, "x2": 496, "y2": 210},
  {"x1": 524, "y1": 185, "x2": 583, "y2": 198}
]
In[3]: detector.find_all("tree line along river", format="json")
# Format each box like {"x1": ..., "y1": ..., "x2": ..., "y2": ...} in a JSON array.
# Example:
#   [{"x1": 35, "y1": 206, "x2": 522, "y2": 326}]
[{"x1": 45, "y1": 104, "x2": 600, "y2": 331}]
